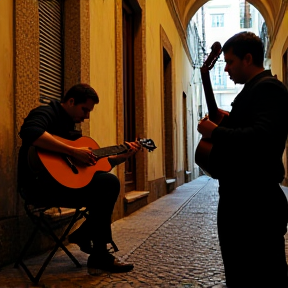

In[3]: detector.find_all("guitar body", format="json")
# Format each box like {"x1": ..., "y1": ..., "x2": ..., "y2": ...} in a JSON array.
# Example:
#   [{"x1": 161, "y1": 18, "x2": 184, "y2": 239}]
[
  {"x1": 36, "y1": 136, "x2": 112, "y2": 189},
  {"x1": 29, "y1": 135, "x2": 156, "y2": 189},
  {"x1": 195, "y1": 139, "x2": 213, "y2": 176},
  {"x1": 195, "y1": 41, "x2": 228, "y2": 175},
  {"x1": 195, "y1": 109, "x2": 228, "y2": 175}
]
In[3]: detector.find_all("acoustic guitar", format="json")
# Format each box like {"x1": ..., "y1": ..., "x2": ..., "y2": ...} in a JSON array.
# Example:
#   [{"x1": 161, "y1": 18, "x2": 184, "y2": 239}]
[
  {"x1": 28, "y1": 135, "x2": 156, "y2": 189},
  {"x1": 195, "y1": 41, "x2": 229, "y2": 175}
]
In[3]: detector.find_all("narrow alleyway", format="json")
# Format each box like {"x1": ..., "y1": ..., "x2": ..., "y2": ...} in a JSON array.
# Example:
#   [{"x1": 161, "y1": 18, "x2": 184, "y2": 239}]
[{"x1": 0, "y1": 175, "x2": 287, "y2": 288}]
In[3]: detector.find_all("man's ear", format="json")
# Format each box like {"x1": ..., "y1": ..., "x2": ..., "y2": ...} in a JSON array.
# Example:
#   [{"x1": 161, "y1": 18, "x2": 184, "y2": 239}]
[
  {"x1": 68, "y1": 98, "x2": 75, "y2": 106},
  {"x1": 244, "y1": 53, "x2": 253, "y2": 65}
]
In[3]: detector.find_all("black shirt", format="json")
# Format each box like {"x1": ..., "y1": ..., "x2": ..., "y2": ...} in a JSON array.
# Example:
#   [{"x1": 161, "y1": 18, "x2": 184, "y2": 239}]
[
  {"x1": 18, "y1": 100, "x2": 81, "y2": 188},
  {"x1": 209, "y1": 70, "x2": 288, "y2": 184}
]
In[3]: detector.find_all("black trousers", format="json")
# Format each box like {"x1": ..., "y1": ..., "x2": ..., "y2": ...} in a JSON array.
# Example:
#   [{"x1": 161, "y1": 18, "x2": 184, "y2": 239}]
[
  {"x1": 218, "y1": 182, "x2": 288, "y2": 288},
  {"x1": 22, "y1": 171, "x2": 120, "y2": 246}
]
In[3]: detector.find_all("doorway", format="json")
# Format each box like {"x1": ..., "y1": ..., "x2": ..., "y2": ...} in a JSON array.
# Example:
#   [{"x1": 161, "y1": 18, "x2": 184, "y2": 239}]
[
  {"x1": 283, "y1": 48, "x2": 288, "y2": 186},
  {"x1": 162, "y1": 47, "x2": 174, "y2": 180}
]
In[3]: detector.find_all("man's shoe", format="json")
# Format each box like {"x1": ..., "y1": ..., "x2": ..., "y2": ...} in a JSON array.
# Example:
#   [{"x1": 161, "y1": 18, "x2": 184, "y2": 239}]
[
  {"x1": 87, "y1": 252, "x2": 134, "y2": 276},
  {"x1": 68, "y1": 232, "x2": 93, "y2": 254}
]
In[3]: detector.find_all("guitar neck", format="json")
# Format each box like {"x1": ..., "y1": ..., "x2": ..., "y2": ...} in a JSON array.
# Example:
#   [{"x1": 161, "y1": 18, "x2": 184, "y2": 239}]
[
  {"x1": 91, "y1": 138, "x2": 157, "y2": 158},
  {"x1": 92, "y1": 143, "x2": 129, "y2": 159},
  {"x1": 201, "y1": 67, "x2": 218, "y2": 122}
]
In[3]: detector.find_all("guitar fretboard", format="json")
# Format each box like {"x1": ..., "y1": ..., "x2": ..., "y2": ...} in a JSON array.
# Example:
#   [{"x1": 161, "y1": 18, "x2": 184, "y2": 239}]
[{"x1": 92, "y1": 143, "x2": 130, "y2": 159}]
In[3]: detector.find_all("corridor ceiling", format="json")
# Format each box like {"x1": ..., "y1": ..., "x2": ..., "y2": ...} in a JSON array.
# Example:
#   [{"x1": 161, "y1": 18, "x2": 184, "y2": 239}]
[{"x1": 167, "y1": 0, "x2": 288, "y2": 56}]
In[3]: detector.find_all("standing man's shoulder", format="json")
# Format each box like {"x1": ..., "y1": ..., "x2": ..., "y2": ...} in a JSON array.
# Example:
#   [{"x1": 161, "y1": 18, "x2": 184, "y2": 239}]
[
  {"x1": 261, "y1": 70, "x2": 287, "y2": 89},
  {"x1": 254, "y1": 70, "x2": 288, "y2": 95}
]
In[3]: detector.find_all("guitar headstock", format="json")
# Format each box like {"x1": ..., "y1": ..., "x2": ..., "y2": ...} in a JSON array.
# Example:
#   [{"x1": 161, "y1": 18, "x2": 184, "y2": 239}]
[
  {"x1": 202, "y1": 41, "x2": 222, "y2": 71},
  {"x1": 138, "y1": 138, "x2": 157, "y2": 152}
]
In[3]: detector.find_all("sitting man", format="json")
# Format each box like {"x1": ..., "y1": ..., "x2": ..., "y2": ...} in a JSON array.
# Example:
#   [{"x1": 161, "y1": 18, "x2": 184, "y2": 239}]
[{"x1": 17, "y1": 83, "x2": 141, "y2": 276}]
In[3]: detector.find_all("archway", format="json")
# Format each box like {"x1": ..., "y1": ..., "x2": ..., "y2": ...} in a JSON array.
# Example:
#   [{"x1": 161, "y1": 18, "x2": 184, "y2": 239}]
[{"x1": 183, "y1": 0, "x2": 274, "y2": 38}]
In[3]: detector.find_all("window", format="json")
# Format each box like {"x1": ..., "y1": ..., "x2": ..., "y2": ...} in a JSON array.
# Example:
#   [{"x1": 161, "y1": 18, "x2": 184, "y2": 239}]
[
  {"x1": 211, "y1": 14, "x2": 224, "y2": 27},
  {"x1": 212, "y1": 62, "x2": 226, "y2": 89},
  {"x1": 38, "y1": 0, "x2": 63, "y2": 104},
  {"x1": 240, "y1": 0, "x2": 252, "y2": 28}
]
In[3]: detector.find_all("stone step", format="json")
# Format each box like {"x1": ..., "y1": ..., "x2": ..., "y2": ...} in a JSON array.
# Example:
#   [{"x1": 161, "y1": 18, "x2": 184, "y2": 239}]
[
  {"x1": 166, "y1": 178, "x2": 176, "y2": 193},
  {"x1": 125, "y1": 190, "x2": 150, "y2": 203},
  {"x1": 124, "y1": 190, "x2": 150, "y2": 215}
]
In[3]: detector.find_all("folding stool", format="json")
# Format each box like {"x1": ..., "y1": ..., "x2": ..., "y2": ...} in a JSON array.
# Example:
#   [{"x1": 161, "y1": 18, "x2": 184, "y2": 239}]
[{"x1": 14, "y1": 201, "x2": 88, "y2": 284}]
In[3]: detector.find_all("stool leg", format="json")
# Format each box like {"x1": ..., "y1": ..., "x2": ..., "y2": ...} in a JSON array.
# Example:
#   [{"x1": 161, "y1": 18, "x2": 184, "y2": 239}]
[
  {"x1": 40, "y1": 211, "x2": 82, "y2": 268},
  {"x1": 15, "y1": 208, "x2": 84, "y2": 284},
  {"x1": 14, "y1": 221, "x2": 43, "y2": 283},
  {"x1": 14, "y1": 224, "x2": 40, "y2": 268}
]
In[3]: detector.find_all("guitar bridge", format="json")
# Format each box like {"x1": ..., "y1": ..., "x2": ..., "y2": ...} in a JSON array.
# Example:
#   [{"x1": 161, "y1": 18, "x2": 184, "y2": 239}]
[{"x1": 63, "y1": 156, "x2": 79, "y2": 174}]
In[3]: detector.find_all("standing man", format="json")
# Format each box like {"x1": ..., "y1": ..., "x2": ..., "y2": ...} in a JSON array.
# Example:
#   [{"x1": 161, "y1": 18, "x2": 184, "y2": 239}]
[
  {"x1": 18, "y1": 83, "x2": 141, "y2": 276},
  {"x1": 198, "y1": 32, "x2": 288, "y2": 287}
]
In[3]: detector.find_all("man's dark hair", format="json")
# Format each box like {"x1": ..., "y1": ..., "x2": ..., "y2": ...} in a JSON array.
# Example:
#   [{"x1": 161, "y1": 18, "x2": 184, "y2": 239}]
[
  {"x1": 61, "y1": 83, "x2": 99, "y2": 105},
  {"x1": 222, "y1": 31, "x2": 264, "y2": 67}
]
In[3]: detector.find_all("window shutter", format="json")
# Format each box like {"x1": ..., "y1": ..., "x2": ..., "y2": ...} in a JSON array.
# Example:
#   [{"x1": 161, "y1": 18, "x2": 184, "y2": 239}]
[{"x1": 38, "y1": 0, "x2": 63, "y2": 104}]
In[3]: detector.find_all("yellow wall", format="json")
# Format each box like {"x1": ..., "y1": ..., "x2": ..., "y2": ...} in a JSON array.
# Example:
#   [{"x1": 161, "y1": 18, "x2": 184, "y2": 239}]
[
  {"x1": 0, "y1": 0, "x2": 16, "y2": 217},
  {"x1": 270, "y1": 9, "x2": 288, "y2": 186},
  {"x1": 270, "y1": 11, "x2": 288, "y2": 80},
  {"x1": 88, "y1": 0, "x2": 194, "y2": 182},
  {"x1": 145, "y1": 0, "x2": 193, "y2": 180},
  {"x1": 89, "y1": 0, "x2": 117, "y2": 149}
]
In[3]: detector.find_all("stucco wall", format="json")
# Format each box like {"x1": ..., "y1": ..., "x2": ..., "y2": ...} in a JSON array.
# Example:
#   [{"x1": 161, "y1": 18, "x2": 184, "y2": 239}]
[
  {"x1": 145, "y1": 0, "x2": 194, "y2": 181},
  {"x1": 0, "y1": 0, "x2": 41, "y2": 266},
  {"x1": 0, "y1": 0, "x2": 16, "y2": 218},
  {"x1": 89, "y1": 0, "x2": 124, "y2": 220},
  {"x1": 89, "y1": 0, "x2": 194, "y2": 182},
  {"x1": 270, "y1": 9, "x2": 288, "y2": 186},
  {"x1": 270, "y1": 11, "x2": 288, "y2": 80},
  {"x1": 89, "y1": 0, "x2": 117, "y2": 148}
]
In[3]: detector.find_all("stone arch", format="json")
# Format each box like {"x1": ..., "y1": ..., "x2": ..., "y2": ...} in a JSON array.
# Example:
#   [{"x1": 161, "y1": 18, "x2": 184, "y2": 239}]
[{"x1": 183, "y1": 0, "x2": 274, "y2": 39}]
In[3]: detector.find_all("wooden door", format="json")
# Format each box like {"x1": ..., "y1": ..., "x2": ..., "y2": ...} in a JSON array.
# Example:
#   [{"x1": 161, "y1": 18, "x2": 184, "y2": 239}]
[{"x1": 123, "y1": 2, "x2": 136, "y2": 192}]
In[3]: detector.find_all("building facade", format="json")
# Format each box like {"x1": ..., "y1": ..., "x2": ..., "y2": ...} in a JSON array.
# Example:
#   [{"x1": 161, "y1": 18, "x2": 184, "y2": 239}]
[{"x1": 189, "y1": 0, "x2": 266, "y2": 114}]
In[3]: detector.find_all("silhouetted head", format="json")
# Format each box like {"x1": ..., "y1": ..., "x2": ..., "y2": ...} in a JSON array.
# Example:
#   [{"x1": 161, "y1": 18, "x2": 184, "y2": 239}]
[
  {"x1": 62, "y1": 83, "x2": 99, "y2": 105},
  {"x1": 222, "y1": 31, "x2": 264, "y2": 67},
  {"x1": 61, "y1": 83, "x2": 99, "y2": 123}
]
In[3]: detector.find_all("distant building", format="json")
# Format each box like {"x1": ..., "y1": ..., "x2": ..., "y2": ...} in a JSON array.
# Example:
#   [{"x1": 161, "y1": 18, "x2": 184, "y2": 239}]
[{"x1": 188, "y1": 0, "x2": 266, "y2": 113}]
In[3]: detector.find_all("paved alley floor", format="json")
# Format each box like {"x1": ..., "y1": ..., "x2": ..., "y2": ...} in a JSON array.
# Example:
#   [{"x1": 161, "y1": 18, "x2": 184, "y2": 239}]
[{"x1": 1, "y1": 175, "x2": 287, "y2": 288}]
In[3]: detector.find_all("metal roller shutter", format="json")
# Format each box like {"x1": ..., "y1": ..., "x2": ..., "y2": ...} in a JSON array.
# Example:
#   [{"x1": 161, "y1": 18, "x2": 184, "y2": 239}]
[{"x1": 38, "y1": 0, "x2": 63, "y2": 104}]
